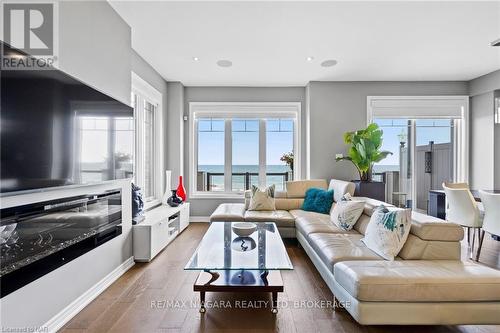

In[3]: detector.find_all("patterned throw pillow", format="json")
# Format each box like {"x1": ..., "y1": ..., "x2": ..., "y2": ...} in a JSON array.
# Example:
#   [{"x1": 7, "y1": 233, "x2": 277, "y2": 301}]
[
  {"x1": 248, "y1": 185, "x2": 276, "y2": 211},
  {"x1": 330, "y1": 195, "x2": 365, "y2": 231},
  {"x1": 361, "y1": 205, "x2": 412, "y2": 260}
]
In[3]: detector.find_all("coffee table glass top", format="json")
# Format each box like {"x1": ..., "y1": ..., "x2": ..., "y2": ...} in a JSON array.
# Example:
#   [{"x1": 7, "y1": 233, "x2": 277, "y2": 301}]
[{"x1": 185, "y1": 222, "x2": 293, "y2": 271}]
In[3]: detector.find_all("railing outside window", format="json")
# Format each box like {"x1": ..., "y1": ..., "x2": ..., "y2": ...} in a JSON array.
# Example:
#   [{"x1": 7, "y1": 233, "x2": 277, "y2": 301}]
[{"x1": 198, "y1": 171, "x2": 291, "y2": 191}]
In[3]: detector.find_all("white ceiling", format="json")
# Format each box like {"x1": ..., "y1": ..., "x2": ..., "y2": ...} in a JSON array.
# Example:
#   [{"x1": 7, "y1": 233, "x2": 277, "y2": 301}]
[{"x1": 110, "y1": 1, "x2": 500, "y2": 86}]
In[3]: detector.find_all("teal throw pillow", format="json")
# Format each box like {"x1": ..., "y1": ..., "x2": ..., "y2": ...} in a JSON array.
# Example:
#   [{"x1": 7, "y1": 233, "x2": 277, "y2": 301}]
[{"x1": 302, "y1": 188, "x2": 334, "y2": 214}]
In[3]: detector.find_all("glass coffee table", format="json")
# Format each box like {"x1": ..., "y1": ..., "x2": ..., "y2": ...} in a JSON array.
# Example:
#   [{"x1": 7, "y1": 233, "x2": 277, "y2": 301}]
[{"x1": 185, "y1": 222, "x2": 293, "y2": 313}]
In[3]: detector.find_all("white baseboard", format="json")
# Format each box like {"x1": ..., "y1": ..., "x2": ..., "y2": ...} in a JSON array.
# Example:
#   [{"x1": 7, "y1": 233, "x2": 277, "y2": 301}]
[
  {"x1": 190, "y1": 216, "x2": 210, "y2": 223},
  {"x1": 44, "y1": 256, "x2": 135, "y2": 333}
]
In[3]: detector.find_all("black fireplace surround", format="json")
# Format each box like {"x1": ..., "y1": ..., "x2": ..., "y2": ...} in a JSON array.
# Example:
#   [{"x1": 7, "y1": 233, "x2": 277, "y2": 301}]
[{"x1": 0, "y1": 189, "x2": 122, "y2": 297}]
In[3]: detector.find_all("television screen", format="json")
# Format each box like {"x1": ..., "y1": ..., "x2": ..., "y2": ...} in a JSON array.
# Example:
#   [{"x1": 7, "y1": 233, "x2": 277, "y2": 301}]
[{"x1": 1, "y1": 44, "x2": 134, "y2": 194}]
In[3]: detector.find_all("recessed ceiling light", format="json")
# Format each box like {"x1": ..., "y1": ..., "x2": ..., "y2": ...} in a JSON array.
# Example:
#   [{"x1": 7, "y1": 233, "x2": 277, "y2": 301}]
[
  {"x1": 321, "y1": 59, "x2": 338, "y2": 67},
  {"x1": 306, "y1": 56, "x2": 314, "y2": 62},
  {"x1": 217, "y1": 59, "x2": 232, "y2": 67},
  {"x1": 491, "y1": 38, "x2": 500, "y2": 46},
  {"x1": 192, "y1": 57, "x2": 199, "y2": 61}
]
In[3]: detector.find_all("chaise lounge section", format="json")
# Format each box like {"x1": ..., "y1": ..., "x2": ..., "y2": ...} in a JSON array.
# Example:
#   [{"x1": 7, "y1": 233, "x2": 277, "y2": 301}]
[{"x1": 210, "y1": 179, "x2": 500, "y2": 325}]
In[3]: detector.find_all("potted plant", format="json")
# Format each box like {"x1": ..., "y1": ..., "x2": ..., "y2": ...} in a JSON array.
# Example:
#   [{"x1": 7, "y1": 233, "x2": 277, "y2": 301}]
[
  {"x1": 280, "y1": 152, "x2": 294, "y2": 171},
  {"x1": 335, "y1": 123, "x2": 392, "y2": 201},
  {"x1": 280, "y1": 152, "x2": 294, "y2": 180}
]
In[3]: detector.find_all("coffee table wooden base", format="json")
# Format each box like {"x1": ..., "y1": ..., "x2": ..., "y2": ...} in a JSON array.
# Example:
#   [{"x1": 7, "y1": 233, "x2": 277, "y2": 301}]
[{"x1": 194, "y1": 270, "x2": 283, "y2": 314}]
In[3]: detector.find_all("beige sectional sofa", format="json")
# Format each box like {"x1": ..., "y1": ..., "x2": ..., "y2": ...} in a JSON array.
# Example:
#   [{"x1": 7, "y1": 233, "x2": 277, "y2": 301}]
[{"x1": 210, "y1": 179, "x2": 500, "y2": 325}]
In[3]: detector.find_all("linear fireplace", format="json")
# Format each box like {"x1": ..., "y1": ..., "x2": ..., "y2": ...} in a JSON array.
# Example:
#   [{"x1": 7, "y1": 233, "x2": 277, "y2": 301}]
[{"x1": 0, "y1": 189, "x2": 123, "y2": 297}]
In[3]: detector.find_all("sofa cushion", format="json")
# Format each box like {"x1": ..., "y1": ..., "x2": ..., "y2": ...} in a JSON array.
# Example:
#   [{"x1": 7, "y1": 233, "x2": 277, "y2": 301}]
[
  {"x1": 210, "y1": 203, "x2": 246, "y2": 222},
  {"x1": 398, "y1": 234, "x2": 461, "y2": 260},
  {"x1": 410, "y1": 211, "x2": 464, "y2": 241},
  {"x1": 291, "y1": 209, "x2": 356, "y2": 238},
  {"x1": 354, "y1": 207, "x2": 464, "y2": 241},
  {"x1": 353, "y1": 214, "x2": 371, "y2": 235},
  {"x1": 244, "y1": 210, "x2": 295, "y2": 227},
  {"x1": 275, "y1": 198, "x2": 304, "y2": 211},
  {"x1": 308, "y1": 233, "x2": 382, "y2": 272},
  {"x1": 328, "y1": 179, "x2": 356, "y2": 202},
  {"x1": 334, "y1": 260, "x2": 500, "y2": 302},
  {"x1": 286, "y1": 179, "x2": 327, "y2": 198}
]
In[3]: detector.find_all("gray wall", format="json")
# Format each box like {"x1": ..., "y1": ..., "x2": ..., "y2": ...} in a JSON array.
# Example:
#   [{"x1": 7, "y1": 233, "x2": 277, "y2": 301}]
[
  {"x1": 0, "y1": 2, "x2": 166, "y2": 330},
  {"x1": 58, "y1": 0, "x2": 131, "y2": 105},
  {"x1": 167, "y1": 82, "x2": 185, "y2": 184},
  {"x1": 496, "y1": 90, "x2": 500, "y2": 189},
  {"x1": 182, "y1": 87, "x2": 306, "y2": 216},
  {"x1": 468, "y1": 70, "x2": 500, "y2": 190},
  {"x1": 307, "y1": 81, "x2": 469, "y2": 181},
  {"x1": 470, "y1": 92, "x2": 495, "y2": 189},
  {"x1": 469, "y1": 69, "x2": 500, "y2": 97}
]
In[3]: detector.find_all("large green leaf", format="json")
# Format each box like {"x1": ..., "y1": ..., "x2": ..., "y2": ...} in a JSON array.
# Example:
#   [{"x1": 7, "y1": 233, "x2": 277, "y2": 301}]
[
  {"x1": 336, "y1": 123, "x2": 393, "y2": 181},
  {"x1": 343, "y1": 132, "x2": 354, "y2": 144}
]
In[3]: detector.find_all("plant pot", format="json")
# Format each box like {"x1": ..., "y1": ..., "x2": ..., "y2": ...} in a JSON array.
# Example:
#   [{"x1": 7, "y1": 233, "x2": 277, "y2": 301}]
[{"x1": 352, "y1": 180, "x2": 385, "y2": 202}]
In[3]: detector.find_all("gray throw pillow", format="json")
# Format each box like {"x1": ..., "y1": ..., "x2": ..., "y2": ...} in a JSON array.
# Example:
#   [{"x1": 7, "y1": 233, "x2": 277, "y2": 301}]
[{"x1": 248, "y1": 185, "x2": 276, "y2": 211}]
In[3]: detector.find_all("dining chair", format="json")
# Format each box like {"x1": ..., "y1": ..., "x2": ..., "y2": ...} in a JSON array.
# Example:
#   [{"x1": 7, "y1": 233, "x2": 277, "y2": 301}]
[
  {"x1": 443, "y1": 182, "x2": 469, "y2": 189},
  {"x1": 442, "y1": 182, "x2": 483, "y2": 258},
  {"x1": 476, "y1": 191, "x2": 500, "y2": 261}
]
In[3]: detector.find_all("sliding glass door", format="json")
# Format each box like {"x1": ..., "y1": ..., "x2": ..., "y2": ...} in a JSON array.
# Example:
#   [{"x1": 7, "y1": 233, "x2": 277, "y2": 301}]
[
  {"x1": 414, "y1": 119, "x2": 454, "y2": 211},
  {"x1": 374, "y1": 118, "x2": 456, "y2": 212},
  {"x1": 373, "y1": 119, "x2": 413, "y2": 208}
]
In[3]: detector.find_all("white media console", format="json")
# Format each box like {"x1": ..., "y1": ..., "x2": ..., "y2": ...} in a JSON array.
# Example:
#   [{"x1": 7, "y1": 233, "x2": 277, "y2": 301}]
[{"x1": 132, "y1": 203, "x2": 190, "y2": 262}]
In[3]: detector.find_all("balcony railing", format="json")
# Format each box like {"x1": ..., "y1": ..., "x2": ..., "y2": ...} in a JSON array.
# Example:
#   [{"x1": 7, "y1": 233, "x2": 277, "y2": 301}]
[{"x1": 199, "y1": 172, "x2": 291, "y2": 191}]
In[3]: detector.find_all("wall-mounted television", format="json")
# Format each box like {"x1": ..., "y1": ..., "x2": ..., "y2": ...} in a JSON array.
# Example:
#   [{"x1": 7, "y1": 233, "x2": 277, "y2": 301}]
[{"x1": 0, "y1": 42, "x2": 134, "y2": 195}]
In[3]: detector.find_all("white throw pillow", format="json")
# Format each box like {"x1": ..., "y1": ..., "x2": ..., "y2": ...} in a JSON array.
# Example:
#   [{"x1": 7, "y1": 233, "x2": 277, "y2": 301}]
[
  {"x1": 330, "y1": 196, "x2": 365, "y2": 231},
  {"x1": 361, "y1": 205, "x2": 412, "y2": 260},
  {"x1": 248, "y1": 185, "x2": 276, "y2": 211}
]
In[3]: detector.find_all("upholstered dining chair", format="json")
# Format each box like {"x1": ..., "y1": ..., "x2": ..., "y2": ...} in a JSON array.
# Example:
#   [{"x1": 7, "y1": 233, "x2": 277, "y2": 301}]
[
  {"x1": 442, "y1": 182, "x2": 483, "y2": 258},
  {"x1": 476, "y1": 191, "x2": 500, "y2": 261}
]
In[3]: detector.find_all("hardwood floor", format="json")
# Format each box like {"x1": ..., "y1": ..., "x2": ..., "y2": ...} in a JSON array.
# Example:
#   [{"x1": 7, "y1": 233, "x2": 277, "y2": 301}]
[{"x1": 61, "y1": 224, "x2": 500, "y2": 333}]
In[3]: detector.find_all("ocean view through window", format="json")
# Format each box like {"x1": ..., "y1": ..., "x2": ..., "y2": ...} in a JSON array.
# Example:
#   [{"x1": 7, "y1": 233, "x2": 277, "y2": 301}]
[{"x1": 191, "y1": 103, "x2": 301, "y2": 196}]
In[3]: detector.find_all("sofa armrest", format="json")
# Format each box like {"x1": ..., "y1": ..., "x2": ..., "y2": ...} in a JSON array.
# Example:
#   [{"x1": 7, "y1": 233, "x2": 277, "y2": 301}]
[{"x1": 210, "y1": 203, "x2": 246, "y2": 222}]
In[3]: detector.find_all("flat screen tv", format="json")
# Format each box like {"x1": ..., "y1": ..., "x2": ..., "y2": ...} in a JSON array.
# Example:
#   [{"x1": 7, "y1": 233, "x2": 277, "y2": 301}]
[{"x1": 1, "y1": 43, "x2": 134, "y2": 194}]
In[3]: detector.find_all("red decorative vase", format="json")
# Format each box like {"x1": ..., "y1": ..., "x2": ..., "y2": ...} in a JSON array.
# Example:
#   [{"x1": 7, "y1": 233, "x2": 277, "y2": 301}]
[{"x1": 176, "y1": 175, "x2": 186, "y2": 202}]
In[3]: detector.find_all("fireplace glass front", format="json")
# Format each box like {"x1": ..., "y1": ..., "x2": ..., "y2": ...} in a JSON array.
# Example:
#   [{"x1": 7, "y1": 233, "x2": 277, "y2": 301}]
[{"x1": 0, "y1": 189, "x2": 122, "y2": 297}]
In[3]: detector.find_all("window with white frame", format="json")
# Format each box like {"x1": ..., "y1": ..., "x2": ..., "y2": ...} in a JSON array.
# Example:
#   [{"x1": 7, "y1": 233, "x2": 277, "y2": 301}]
[
  {"x1": 190, "y1": 103, "x2": 301, "y2": 197},
  {"x1": 367, "y1": 96, "x2": 469, "y2": 211},
  {"x1": 132, "y1": 72, "x2": 163, "y2": 203}
]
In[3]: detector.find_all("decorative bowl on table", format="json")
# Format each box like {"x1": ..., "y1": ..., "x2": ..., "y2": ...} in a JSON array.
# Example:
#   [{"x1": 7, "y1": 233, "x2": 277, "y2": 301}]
[{"x1": 232, "y1": 222, "x2": 257, "y2": 237}]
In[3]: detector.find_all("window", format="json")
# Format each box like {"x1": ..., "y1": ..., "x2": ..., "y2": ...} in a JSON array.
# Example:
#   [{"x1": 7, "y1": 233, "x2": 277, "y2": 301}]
[
  {"x1": 143, "y1": 101, "x2": 156, "y2": 198},
  {"x1": 190, "y1": 103, "x2": 301, "y2": 197},
  {"x1": 132, "y1": 72, "x2": 163, "y2": 204},
  {"x1": 232, "y1": 119, "x2": 259, "y2": 191},
  {"x1": 266, "y1": 119, "x2": 294, "y2": 190},
  {"x1": 74, "y1": 112, "x2": 133, "y2": 184},
  {"x1": 197, "y1": 119, "x2": 225, "y2": 191},
  {"x1": 79, "y1": 117, "x2": 110, "y2": 183},
  {"x1": 368, "y1": 96, "x2": 469, "y2": 212}
]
